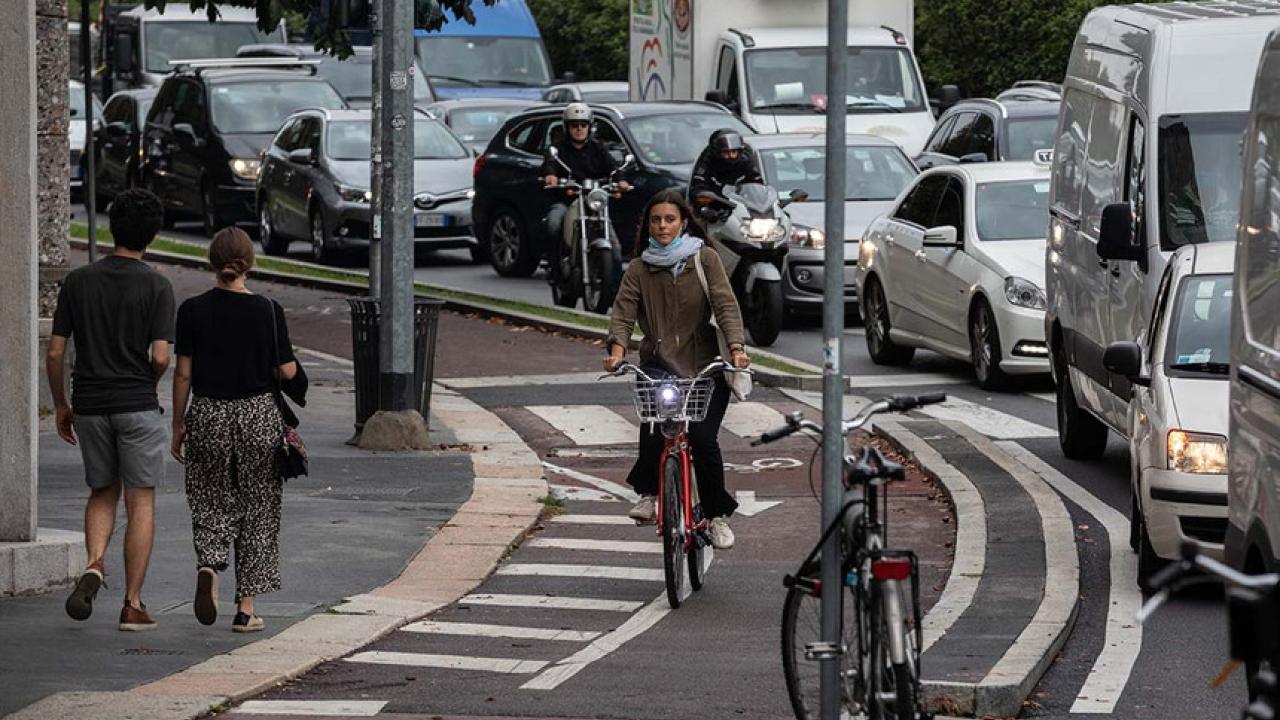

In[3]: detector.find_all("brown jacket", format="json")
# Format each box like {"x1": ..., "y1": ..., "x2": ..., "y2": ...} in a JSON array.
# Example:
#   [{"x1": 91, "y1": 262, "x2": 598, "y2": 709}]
[{"x1": 607, "y1": 246, "x2": 746, "y2": 377}]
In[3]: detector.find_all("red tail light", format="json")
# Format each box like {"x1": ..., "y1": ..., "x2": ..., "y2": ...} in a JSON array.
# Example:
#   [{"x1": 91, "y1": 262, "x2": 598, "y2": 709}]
[
  {"x1": 473, "y1": 153, "x2": 487, "y2": 178},
  {"x1": 871, "y1": 558, "x2": 911, "y2": 581}
]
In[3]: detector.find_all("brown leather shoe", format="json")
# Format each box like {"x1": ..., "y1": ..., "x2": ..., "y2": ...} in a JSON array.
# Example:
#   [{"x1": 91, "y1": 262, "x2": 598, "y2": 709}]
[{"x1": 118, "y1": 602, "x2": 157, "y2": 632}]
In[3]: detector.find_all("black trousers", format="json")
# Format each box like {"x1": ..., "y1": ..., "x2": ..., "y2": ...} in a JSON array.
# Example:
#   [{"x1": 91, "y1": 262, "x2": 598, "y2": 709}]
[{"x1": 625, "y1": 373, "x2": 738, "y2": 519}]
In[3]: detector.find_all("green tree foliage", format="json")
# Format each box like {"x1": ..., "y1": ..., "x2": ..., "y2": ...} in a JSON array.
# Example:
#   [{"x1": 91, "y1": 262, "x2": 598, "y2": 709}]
[
  {"x1": 528, "y1": 0, "x2": 629, "y2": 81},
  {"x1": 914, "y1": 0, "x2": 1136, "y2": 98}
]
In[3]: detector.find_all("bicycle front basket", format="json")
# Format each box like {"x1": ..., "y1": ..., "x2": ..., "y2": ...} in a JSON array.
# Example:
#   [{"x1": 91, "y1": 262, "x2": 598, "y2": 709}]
[{"x1": 630, "y1": 377, "x2": 714, "y2": 423}]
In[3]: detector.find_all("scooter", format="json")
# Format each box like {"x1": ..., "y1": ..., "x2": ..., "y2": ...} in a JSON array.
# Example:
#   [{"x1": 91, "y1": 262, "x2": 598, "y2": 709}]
[
  {"x1": 546, "y1": 147, "x2": 634, "y2": 314},
  {"x1": 694, "y1": 183, "x2": 807, "y2": 347}
]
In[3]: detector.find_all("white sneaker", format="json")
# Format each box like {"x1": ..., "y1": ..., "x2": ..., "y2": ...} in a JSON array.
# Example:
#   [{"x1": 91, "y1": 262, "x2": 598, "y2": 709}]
[
  {"x1": 629, "y1": 495, "x2": 657, "y2": 524},
  {"x1": 708, "y1": 518, "x2": 735, "y2": 549}
]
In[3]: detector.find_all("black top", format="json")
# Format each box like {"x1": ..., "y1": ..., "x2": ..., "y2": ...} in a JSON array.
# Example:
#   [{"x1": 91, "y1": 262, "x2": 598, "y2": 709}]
[
  {"x1": 541, "y1": 138, "x2": 619, "y2": 182},
  {"x1": 688, "y1": 144, "x2": 763, "y2": 199},
  {"x1": 51, "y1": 255, "x2": 176, "y2": 415},
  {"x1": 175, "y1": 289, "x2": 295, "y2": 401}
]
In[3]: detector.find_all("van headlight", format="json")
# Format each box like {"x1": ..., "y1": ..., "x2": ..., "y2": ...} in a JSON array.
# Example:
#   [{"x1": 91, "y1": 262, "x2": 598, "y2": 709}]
[
  {"x1": 229, "y1": 158, "x2": 261, "y2": 181},
  {"x1": 789, "y1": 225, "x2": 825, "y2": 249},
  {"x1": 1004, "y1": 276, "x2": 1046, "y2": 310},
  {"x1": 1167, "y1": 430, "x2": 1228, "y2": 474},
  {"x1": 744, "y1": 218, "x2": 784, "y2": 240}
]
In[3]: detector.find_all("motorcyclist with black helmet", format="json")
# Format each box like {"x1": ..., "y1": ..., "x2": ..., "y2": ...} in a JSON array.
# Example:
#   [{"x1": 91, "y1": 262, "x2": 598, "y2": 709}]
[{"x1": 687, "y1": 129, "x2": 763, "y2": 202}]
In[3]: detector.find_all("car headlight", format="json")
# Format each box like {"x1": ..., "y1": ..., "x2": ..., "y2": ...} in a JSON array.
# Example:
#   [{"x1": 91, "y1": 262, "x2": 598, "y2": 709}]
[
  {"x1": 789, "y1": 225, "x2": 825, "y2": 249},
  {"x1": 587, "y1": 188, "x2": 608, "y2": 212},
  {"x1": 337, "y1": 185, "x2": 372, "y2": 203},
  {"x1": 1167, "y1": 430, "x2": 1228, "y2": 474},
  {"x1": 656, "y1": 383, "x2": 682, "y2": 419},
  {"x1": 229, "y1": 158, "x2": 261, "y2": 181},
  {"x1": 1004, "y1": 276, "x2": 1046, "y2": 310},
  {"x1": 744, "y1": 218, "x2": 784, "y2": 240}
]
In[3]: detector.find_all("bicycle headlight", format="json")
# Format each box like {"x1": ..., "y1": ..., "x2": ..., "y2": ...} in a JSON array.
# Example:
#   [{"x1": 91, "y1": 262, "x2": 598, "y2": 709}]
[
  {"x1": 1167, "y1": 430, "x2": 1228, "y2": 474},
  {"x1": 789, "y1": 225, "x2": 825, "y2": 249},
  {"x1": 1004, "y1": 276, "x2": 1047, "y2": 310},
  {"x1": 587, "y1": 188, "x2": 608, "y2": 212},
  {"x1": 229, "y1": 158, "x2": 261, "y2": 181},
  {"x1": 745, "y1": 218, "x2": 783, "y2": 240},
  {"x1": 657, "y1": 383, "x2": 682, "y2": 419}
]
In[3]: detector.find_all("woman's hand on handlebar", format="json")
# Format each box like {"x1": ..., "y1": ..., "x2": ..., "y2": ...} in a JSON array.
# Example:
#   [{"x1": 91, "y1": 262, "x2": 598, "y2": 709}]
[
  {"x1": 603, "y1": 350, "x2": 625, "y2": 373},
  {"x1": 731, "y1": 348, "x2": 750, "y2": 369}
]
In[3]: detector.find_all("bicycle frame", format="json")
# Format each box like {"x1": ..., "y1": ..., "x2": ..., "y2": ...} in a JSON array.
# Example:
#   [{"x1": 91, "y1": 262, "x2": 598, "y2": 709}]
[{"x1": 656, "y1": 424, "x2": 705, "y2": 551}]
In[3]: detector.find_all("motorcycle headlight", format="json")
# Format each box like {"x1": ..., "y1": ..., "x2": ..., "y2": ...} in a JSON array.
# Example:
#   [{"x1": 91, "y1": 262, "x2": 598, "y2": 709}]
[
  {"x1": 337, "y1": 185, "x2": 373, "y2": 203},
  {"x1": 587, "y1": 188, "x2": 608, "y2": 212},
  {"x1": 789, "y1": 225, "x2": 825, "y2": 249},
  {"x1": 1167, "y1": 430, "x2": 1228, "y2": 474},
  {"x1": 656, "y1": 383, "x2": 682, "y2": 419},
  {"x1": 229, "y1": 158, "x2": 261, "y2": 181},
  {"x1": 1004, "y1": 276, "x2": 1046, "y2": 310},
  {"x1": 745, "y1": 218, "x2": 782, "y2": 240}
]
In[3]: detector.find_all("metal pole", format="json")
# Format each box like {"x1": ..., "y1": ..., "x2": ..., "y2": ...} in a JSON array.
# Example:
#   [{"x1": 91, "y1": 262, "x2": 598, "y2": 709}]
[
  {"x1": 368, "y1": 0, "x2": 382, "y2": 298},
  {"x1": 376, "y1": 0, "x2": 415, "y2": 411},
  {"x1": 820, "y1": 0, "x2": 848, "y2": 718},
  {"x1": 82, "y1": 2, "x2": 97, "y2": 263}
]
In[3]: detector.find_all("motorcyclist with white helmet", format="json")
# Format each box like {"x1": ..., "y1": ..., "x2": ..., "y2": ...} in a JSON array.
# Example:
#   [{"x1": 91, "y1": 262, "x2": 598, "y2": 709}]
[{"x1": 542, "y1": 103, "x2": 631, "y2": 243}]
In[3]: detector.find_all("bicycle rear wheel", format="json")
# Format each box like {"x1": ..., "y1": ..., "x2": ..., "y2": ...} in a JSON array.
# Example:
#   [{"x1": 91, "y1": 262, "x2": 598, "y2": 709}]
[
  {"x1": 662, "y1": 455, "x2": 685, "y2": 609},
  {"x1": 869, "y1": 582, "x2": 919, "y2": 720},
  {"x1": 781, "y1": 559, "x2": 860, "y2": 719}
]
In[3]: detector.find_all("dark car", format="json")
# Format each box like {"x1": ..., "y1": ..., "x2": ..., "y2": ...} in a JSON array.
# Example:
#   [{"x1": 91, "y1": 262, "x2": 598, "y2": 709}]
[
  {"x1": 914, "y1": 95, "x2": 1060, "y2": 170},
  {"x1": 236, "y1": 44, "x2": 436, "y2": 108},
  {"x1": 473, "y1": 101, "x2": 753, "y2": 277},
  {"x1": 140, "y1": 58, "x2": 347, "y2": 236},
  {"x1": 257, "y1": 108, "x2": 479, "y2": 264},
  {"x1": 423, "y1": 98, "x2": 544, "y2": 154},
  {"x1": 93, "y1": 87, "x2": 158, "y2": 203}
]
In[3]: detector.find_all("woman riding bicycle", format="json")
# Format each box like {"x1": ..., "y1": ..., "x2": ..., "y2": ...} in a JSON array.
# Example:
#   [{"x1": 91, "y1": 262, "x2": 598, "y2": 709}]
[{"x1": 604, "y1": 189, "x2": 751, "y2": 549}]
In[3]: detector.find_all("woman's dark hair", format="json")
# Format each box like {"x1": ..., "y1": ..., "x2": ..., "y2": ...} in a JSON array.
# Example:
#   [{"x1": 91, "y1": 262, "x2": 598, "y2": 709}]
[
  {"x1": 108, "y1": 188, "x2": 164, "y2": 252},
  {"x1": 208, "y1": 227, "x2": 255, "y2": 284},
  {"x1": 633, "y1": 189, "x2": 708, "y2": 257}
]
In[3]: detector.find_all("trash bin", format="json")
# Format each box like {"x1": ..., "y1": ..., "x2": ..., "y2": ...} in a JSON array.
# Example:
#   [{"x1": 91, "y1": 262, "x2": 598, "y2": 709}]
[{"x1": 348, "y1": 296, "x2": 445, "y2": 435}]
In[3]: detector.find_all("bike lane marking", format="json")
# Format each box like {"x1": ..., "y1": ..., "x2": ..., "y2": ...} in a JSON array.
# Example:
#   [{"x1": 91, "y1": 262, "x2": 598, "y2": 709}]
[
  {"x1": 525, "y1": 538, "x2": 662, "y2": 554},
  {"x1": 401, "y1": 621, "x2": 602, "y2": 642},
  {"x1": 527, "y1": 405, "x2": 637, "y2": 446},
  {"x1": 552, "y1": 513, "x2": 636, "y2": 525},
  {"x1": 230, "y1": 700, "x2": 387, "y2": 716},
  {"x1": 345, "y1": 651, "x2": 549, "y2": 675},
  {"x1": 544, "y1": 461, "x2": 639, "y2": 502},
  {"x1": 497, "y1": 563, "x2": 664, "y2": 581},
  {"x1": 460, "y1": 593, "x2": 643, "y2": 613}
]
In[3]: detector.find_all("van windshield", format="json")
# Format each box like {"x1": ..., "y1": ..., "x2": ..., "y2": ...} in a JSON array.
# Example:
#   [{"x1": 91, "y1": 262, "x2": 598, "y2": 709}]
[
  {"x1": 744, "y1": 47, "x2": 926, "y2": 114},
  {"x1": 1158, "y1": 112, "x2": 1248, "y2": 249},
  {"x1": 415, "y1": 36, "x2": 551, "y2": 87},
  {"x1": 144, "y1": 22, "x2": 285, "y2": 74},
  {"x1": 1165, "y1": 274, "x2": 1232, "y2": 377}
]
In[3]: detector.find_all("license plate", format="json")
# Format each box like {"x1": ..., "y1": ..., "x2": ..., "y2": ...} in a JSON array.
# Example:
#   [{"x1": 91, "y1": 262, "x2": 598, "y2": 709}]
[{"x1": 414, "y1": 213, "x2": 450, "y2": 228}]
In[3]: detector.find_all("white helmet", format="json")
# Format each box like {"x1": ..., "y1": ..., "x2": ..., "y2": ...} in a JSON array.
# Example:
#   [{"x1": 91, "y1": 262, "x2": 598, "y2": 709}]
[{"x1": 563, "y1": 102, "x2": 593, "y2": 123}]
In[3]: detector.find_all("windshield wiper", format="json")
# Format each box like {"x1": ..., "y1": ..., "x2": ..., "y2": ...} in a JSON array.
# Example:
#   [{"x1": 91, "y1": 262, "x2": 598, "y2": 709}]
[
  {"x1": 754, "y1": 102, "x2": 821, "y2": 113},
  {"x1": 1167, "y1": 361, "x2": 1230, "y2": 375},
  {"x1": 846, "y1": 99, "x2": 902, "y2": 113},
  {"x1": 428, "y1": 74, "x2": 482, "y2": 87}
]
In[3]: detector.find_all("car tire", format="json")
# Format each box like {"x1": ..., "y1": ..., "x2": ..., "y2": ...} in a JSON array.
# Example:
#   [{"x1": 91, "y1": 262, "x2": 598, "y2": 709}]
[
  {"x1": 970, "y1": 300, "x2": 1011, "y2": 391},
  {"x1": 1055, "y1": 357, "x2": 1109, "y2": 459},
  {"x1": 862, "y1": 277, "x2": 914, "y2": 366},
  {"x1": 488, "y1": 207, "x2": 538, "y2": 278},
  {"x1": 1129, "y1": 495, "x2": 1141, "y2": 553},
  {"x1": 259, "y1": 197, "x2": 290, "y2": 257},
  {"x1": 1135, "y1": 504, "x2": 1167, "y2": 594},
  {"x1": 201, "y1": 182, "x2": 222, "y2": 238},
  {"x1": 310, "y1": 206, "x2": 335, "y2": 265}
]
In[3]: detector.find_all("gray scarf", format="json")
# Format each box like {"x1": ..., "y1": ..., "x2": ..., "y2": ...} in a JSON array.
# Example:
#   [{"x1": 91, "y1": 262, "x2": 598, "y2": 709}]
[{"x1": 641, "y1": 233, "x2": 704, "y2": 276}]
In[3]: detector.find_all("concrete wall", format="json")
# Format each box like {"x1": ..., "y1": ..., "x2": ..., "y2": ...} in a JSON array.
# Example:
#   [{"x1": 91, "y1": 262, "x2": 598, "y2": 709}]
[{"x1": 37, "y1": 0, "x2": 70, "y2": 317}]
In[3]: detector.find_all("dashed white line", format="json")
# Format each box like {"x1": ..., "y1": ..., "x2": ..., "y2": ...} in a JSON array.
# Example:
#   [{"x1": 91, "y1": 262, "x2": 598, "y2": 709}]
[
  {"x1": 400, "y1": 620, "x2": 601, "y2": 642},
  {"x1": 552, "y1": 513, "x2": 635, "y2": 525},
  {"x1": 528, "y1": 405, "x2": 636, "y2": 446},
  {"x1": 460, "y1": 593, "x2": 643, "y2": 613},
  {"x1": 231, "y1": 701, "x2": 386, "y2": 716},
  {"x1": 526, "y1": 537, "x2": 661, "y2": 554},
  {"x1": 345, "y1": 651, "x2": 548, "y2": 674},
  {"x1": 497, "y1": 563, "x2": 663, "y2": 581}
]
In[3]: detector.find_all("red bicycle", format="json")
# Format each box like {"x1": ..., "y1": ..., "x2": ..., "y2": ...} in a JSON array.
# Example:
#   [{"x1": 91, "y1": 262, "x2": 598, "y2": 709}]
[{"x1": 603, "y1": 359, "x2": 751, "y2": 608}]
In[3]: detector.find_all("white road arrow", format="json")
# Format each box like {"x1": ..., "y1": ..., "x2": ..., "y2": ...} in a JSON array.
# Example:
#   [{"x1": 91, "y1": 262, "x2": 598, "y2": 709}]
[{"x1": 734, "y1": 490, "x2": 782, "y2": 517}]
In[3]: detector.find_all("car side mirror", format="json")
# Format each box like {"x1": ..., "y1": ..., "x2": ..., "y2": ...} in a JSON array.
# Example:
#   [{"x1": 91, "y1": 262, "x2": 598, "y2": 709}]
[
  {"x1": 172, "y1": 122, "x2": 202, "y2": 147},
  {"x1": 923, "y1": 226, "x2": 959, "y2": 248},
  {"x1": 288, "y1": 148, "x2": 315, "y2": 165},
  {"x1": 114, "y1": 34, "x2": 134, "y2": 75},
  {"x1": 958, "y1": 152, "x2": 988, "y2": 164},
  {"x1": 1103, "y1": 341, "x2": 1150, "y2": 387},
  {"x1": 101, "y1": 121, "x2": 130, "y2": 138},
  {"x1": 1097, "y1": 202, "x2": 1143, "y2": 264},
  {"x1": 704, "y1": 89, "x2": 738, "y2": 113}
]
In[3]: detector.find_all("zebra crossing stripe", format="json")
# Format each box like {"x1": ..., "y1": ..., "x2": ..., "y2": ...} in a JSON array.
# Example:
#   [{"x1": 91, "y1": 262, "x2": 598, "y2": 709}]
[
  {"x1": 345, "y1": 651, "x2": 548, "y2": 674},
  {"x1": 527, "y1": 405, "x2": 636, "y2": 446},
  {"x1": 441, "y1": 372, "x2": 620, "y2": 389},
  {"x1": 721, "y1": 401, "x2": 788, "y2": 439},
  {"x1": 552, "y1": 513, "x2": 634, "y2": 525},
  {"x1": 460, "y1": 593, "x2": 643, "y2": 612},
  {"x1": 544, "y1": 462, "x2": 639, "y2": 502},
  {"x1": 497, "y1": 563, "x2": 663, "y2": 581},
  {"x1": 526, "y1": 537, "x2": 662, "y2": 554},
  {"x1": 549, "y1": 484, "x2": 619, "y2": 503},
  {"x1": 231, "y1": 700, "x2": 386, "y2": 716},
  {"x1": 400, "y1": 620, "x2": 601, "y2": 642},
  {"x1": 521, "y1": 591, "x2": 671, "y2": 691}
]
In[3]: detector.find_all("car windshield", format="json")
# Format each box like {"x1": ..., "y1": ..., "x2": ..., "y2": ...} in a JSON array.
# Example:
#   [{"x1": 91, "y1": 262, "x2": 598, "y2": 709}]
[
  {"x1": 1159, "y1": 112, "x2": 1249, "y2": 249},
  {"x1": 69, "y1": 83, "x2": 103, "y2": 121},
  {"x1": 1005, "y1": 116, "x2": 1058, "y2": 160},
  {"x1": 975, "y1": 179, "x2": 1051, "y2": 241},
  {"x1": 317, "y1": 55, "x2": 432, "y2": 103},
  {"x1": 444, "y1": 106, "x2": 524, "y2": 145},
  {"x1": 144, "y1": 22, "x2": 285, "y2": 73},
  {"x1": 210, "y1": 81, "x2": 345, "y2": 134},
  {"x1": 744, "y1": 47, "x2": 926, "y2": 114},
  {"x1": 1165, "y1": 274, "x2": 1232, "y2": 376},
  {"x1": 326, "y1": 119, "x2": 469, "y2": 160},
  {"x1": 623, "y1": 113, "x2": 753, "y2": 166},
  {"x1": 415, "y1": 36, "x2": 551, "y2": 87},
  {"x1": 757, "y1": 145, "x2": 916, "y2": 201}
]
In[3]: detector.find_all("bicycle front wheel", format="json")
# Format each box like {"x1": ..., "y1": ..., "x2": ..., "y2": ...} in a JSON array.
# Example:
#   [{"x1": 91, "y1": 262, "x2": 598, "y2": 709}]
[
  {"x1": 662, "y1": 454, "x2": 685, "y2": 609},
  {"x1": 781, "y1": 559, "x2": 859, "y2": 719}
]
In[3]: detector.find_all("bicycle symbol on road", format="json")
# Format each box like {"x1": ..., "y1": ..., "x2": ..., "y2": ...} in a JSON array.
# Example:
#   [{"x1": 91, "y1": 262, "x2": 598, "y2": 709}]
[{"x1": 723, "y1": 457, "x2": 802, "y2": 474}]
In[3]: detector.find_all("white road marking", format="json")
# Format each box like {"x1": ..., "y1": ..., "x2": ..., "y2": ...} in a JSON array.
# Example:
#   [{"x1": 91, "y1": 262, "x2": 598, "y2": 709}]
[
  {"x1": 528, "y1": 405, "x2": 636, "y2": 446},
  {"x1": 440, "y1": 372, "x2": 622, "y2": 389},
  {"x1": 293, "y1": 346, "x2": 354, "y2": 368},
  {"x1": 551, "y1": 513, "x2": 635, "y2": 525},
  {"x1": 544, "y1": 462, "x2": 639, "y2": 502},
  {"x1": 231, "y1": 701, "x2": 386, "y2": 716},
  {"x1": 400, "y1": 620, "x2": 601, "y2": 642},
  {"x1": 779, "y1": 389, "x2": 873, "y2": 418},
  {"x1": 498, "y1": 563, "x2": 663, "y2": 581},
  {"x1": 846, "y1": 372, "x2": 968, "y2": 388},
  {"x1": 548, "y1": 447, "x2": 636, "y2": 459},
  {"x1": 721, "y1": 401, "x2": 788, "y2": 439},
  {"x1": 999, "y1": 441, "x2": 1142, "y2": 715},
  {"x1": 548, "y1": 484, "x2": 619, "y2": 503},
  {"x1": 919, "y1": 396, "x2": 1056, "y2": 440},
  {"x1": 345, "y1": 651, "x2": 547, "y2": 674},
  {"x1": 526, "y1": 537, "x2": 661, "y2": 554},
  {"x1": 734, "y1": 490, "x2": 783, "y2": 517},
  {"x1": 460, "y1": 593, "x2": 643, "y2": 613}
]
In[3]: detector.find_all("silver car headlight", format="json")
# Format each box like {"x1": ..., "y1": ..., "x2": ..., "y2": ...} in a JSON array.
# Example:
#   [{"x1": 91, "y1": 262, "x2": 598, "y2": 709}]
[
  {"x1": 1167, "y1": 430, "x2": 1228, "y2": 474},
  {"x1": 1004, "y1": 276, "x2": 1046, "y2": 310},
  {"x1": 587, "y1": 188, "x2": 608, "y2": 212},
  {"x1": 229, "y1": 158, "x2": 261, "y2": 181},
  {"x1": 337, "y1": 185, "x2": 372, "y2": 203},
  {"x1": 789, "y1": 225, "x2": 825, "y2": 249}
]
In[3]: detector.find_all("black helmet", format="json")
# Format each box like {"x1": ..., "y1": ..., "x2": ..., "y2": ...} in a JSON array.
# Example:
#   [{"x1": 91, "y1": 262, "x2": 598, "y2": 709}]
[{"x1": 711, "y1": 130, "x2": 745, "y2": 152}]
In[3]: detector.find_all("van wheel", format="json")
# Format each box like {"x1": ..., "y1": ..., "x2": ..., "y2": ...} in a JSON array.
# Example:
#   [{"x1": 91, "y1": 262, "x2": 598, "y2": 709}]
[
  {"x1": 1135, "y1": 506, "x2": 1167, "y2": 594},
  {"x1": 970, "y1": 300, "x2": 1011, "y2": 391},
  {"x1": 1129, "y1": 496, "x2": 1141, "y2": 553},
  {"x1": 488, "y1": 207, "x2": 537, "y2": 278},
  {"x1": 1056, "y1": 362, "x2": 1108, "y2": 459},
  {"x1": 862, "y1": 277, "x2": 914, "y2": 366}
]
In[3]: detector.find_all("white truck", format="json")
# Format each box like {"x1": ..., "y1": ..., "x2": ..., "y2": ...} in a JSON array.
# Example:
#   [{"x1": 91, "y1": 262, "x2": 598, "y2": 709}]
[{"x1": 628, "y1": 0, "x2": 934, "y2": 154}]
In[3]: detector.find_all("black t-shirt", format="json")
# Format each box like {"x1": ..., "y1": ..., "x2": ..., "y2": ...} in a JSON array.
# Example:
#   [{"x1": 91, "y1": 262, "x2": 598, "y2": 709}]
[
  {"x1": 175, "y1": 289, "x2": 295, "y2": 400},
  {"x1": 51, "y1": 255, "x2": 176, "y2": 415}
]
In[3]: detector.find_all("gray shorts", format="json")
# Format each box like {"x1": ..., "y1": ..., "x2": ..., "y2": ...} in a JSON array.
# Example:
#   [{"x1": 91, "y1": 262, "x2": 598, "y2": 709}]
[{"x1": 75, "y1": 409, "x2": 167, "y2": 490}]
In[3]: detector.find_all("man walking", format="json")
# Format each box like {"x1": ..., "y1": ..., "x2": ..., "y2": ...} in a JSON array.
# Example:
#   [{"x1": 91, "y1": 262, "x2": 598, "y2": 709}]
[{"x1": 47, "y1": 189, "x2": 175, "y2": 631}]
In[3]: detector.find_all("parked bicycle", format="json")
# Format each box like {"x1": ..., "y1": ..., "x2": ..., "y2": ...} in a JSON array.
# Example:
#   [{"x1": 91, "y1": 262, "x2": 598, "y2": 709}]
[
  {"x1": 601, "y1": 358, "x2": 752, "y2": 609},
  {"x1": 756, "y1": 394, "x2": 946, "y2": 720}
]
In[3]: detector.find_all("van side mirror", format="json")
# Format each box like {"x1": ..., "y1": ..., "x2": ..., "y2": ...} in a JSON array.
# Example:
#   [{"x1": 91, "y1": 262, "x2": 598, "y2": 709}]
[
  {"x1": 923, "y1": 226, "x2": 959, "y2": 248},
  {"x1": 114, "y1": 34, "x2": 134, "y2": 75},
  {"x1": 1098, "y1": 202, "x2": 1143, "y2": 263},
  {"x1": 958, "y1": 152, "x2": 988, "y2": 164},
  {"x1": 1102, "y1": 341, "x2": 1150, "y2": 387}
]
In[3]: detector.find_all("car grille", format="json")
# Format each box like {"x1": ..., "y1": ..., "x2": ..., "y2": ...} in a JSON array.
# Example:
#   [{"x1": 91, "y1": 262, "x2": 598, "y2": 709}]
[{"x1": 1180, "y1": 516, "x2": 1228, "y2": 545}]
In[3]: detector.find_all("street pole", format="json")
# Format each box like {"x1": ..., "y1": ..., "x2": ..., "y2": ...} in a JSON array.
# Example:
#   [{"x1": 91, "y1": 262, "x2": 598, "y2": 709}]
[
  {"x1": 820, "y1": 0, "x2": 848, "y2": 718},
  {"x1": 82, "y1": 4, "x2": 96, "y2": 263},
  {"x1": 368, "y1": 3, "x2": 382, "y2": 299}
]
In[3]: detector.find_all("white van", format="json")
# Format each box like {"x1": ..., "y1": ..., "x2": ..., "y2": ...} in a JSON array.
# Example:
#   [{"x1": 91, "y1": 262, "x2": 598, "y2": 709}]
[
  {"x1": 1227, "y1": 28, "x2": 1280, "y2": 577},
  {"x1": 1044, "y1": 2, "x2": 1280, "y2": 459}
]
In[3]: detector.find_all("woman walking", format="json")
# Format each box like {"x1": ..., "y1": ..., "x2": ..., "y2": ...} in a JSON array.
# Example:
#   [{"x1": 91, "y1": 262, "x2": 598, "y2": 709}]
[
  {"x1": 604, "y1": 189, "x2": 750, "y2": 549},
  {"x1": 171, "y1": 228, "x2": 296, "y2": 632}
]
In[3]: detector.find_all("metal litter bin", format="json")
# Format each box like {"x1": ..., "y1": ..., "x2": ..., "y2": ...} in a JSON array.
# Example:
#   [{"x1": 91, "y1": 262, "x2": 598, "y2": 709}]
[{"x1": 348, "y1": 296, "x2": 445, "y2": 435}]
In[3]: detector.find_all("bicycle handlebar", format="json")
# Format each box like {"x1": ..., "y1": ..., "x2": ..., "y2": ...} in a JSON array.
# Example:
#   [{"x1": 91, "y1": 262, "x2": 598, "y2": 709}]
[
  {"x1": 598, "y1": 357, "x2": 751, "y2": 384},
  {"x1": 752, "y1": 393, "x2": 947, "y2": 446},
  {"x1": 1136, "y1": 540, "x2": 1280, "y2": 625}
]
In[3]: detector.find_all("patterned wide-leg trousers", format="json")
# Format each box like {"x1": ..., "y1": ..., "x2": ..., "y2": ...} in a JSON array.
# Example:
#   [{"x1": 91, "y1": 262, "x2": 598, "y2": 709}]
[{"x1": 184, "y1": 393, "x2": 284, "y2": 601}]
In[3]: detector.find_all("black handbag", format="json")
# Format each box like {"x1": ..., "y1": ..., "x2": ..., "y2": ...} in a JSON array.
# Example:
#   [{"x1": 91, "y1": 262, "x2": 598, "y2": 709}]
[{"x1": 264, "y1": 297, "x2": 308, "y2": 480}]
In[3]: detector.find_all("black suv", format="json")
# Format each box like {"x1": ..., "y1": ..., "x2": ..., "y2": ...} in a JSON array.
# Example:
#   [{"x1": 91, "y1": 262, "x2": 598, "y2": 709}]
[
  {"x1": 473, "y1": 101, "x2": 751, "y2": 277},
  {"x1": 140, "y1": 58, "x2": 347, "y2": 236},
  {"x1": 914, "y1": 91, "x2": 1060, "y2": 170},
  {"x1": 93, "y1": 87, "x2": 157, "y2": 204}
]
